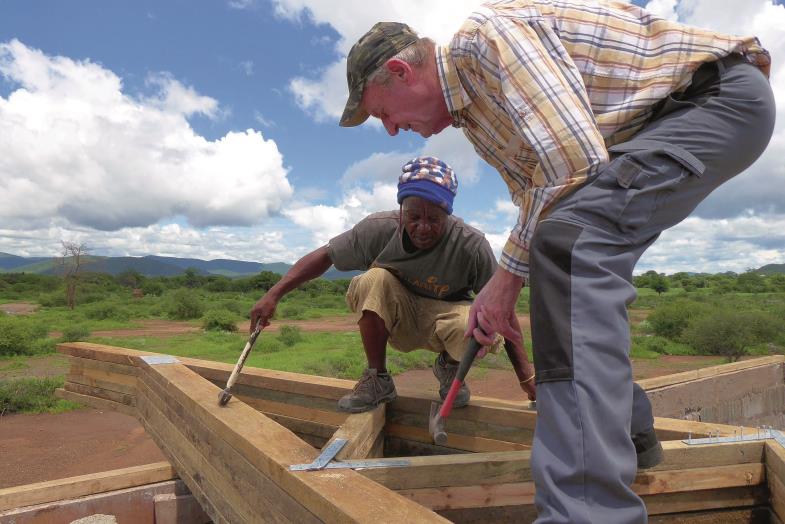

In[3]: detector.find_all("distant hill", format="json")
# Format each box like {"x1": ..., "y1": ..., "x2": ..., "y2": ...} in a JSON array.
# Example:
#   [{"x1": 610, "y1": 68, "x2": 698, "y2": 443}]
[
  {"x1": 756, "y1": 264, "x2": 785, "y2": 275},
  {"x1": 0, "y1": 252, "x2": 360, "y2": 280}
]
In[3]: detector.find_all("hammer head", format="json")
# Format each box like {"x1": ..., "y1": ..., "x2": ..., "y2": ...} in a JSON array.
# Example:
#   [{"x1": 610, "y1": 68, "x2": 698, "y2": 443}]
[
  {"x1": 428, "y1": 401, "x2": 448, "y2": 445},
  {"x1": 217, "y1": 389, "x2": 233, "y2": 406}
]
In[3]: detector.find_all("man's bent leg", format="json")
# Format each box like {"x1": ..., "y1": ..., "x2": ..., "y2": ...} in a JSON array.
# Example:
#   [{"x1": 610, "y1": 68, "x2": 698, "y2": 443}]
[
  {"x1": 358, "y1": 310, "x2": 388, "y2": 372},
  {"x1": 529, "y1": 220, "x2": 647, "y2": 524}
]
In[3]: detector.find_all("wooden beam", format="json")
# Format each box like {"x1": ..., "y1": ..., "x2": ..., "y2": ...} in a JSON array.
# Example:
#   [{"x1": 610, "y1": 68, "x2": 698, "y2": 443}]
[
  {"x1": 766, "y1": 441, "x2": 785, "y2": 522},
  {"x1": 396, "y1": 463, "x2": 765, "y2": 511},
  {"x1": 324, "y1": 404, "x2": 386, "y2": 461},
  {"x1": 653, "y1": 416, "x2": 757, "y2": 440},
  {"x1": 55, "y1": 388, "x2": 136, "y2": 417},
  {"x1": 385, "y1": 422, "x2": 530, "y2": 453},
  {"x1": 0, "y1": 462, "x2": 175, "y2": 512},
  {"x1": 639, "y1": 355, "x2": 785, "y2": 391},
  {"x1": 358, "y1": 451, "x2": 531, "y2": 490},
  {"x1": 136, "y1": 358, "x2": 447, "y2": 523}
]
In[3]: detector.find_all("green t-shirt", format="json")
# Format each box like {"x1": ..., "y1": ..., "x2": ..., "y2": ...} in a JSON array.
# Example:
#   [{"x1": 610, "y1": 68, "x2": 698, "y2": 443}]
[{"x1": 327, "y1": 211, "x2": 497, "y2": 302}]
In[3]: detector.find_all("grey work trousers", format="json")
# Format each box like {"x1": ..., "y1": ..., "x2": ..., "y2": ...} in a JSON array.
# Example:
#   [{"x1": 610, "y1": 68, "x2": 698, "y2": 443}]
[{"x1": 529, "y1": 54, "x2": 776, "y2": 524}]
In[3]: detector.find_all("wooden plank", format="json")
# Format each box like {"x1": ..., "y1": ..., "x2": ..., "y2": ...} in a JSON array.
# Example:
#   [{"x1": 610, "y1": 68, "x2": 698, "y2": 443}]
[
  {"x1": 399, "y1": 481, "x2": 536, "y2": 511},
  {"x1": 237, "y1": 393, "x2": 347, "y2": 426},
  {"x1": 385, "y1": 423, "x2": 530, "y2": 453},
  {"x1": 768, "y1": 469, "x2": 785, "y2": 523},
  {"x1": 649, "y1": 507, "x2": 772, "y2": 524},
  {"x1": 650, "y1": 440, "x2": 765, "y2": 472},
  {"x1": 643, "y1": 485, "x2": 768, "y2": 515},
  {"x1": 639, "y1": 355, "x2": 785, "y2": 391},
  {"x1": 58, "y1": 342, "x2": 153, "y2": 366},
  {"x1": 653, "y1": 417, "x2": 755, "y2": 440},
  {"x1": 263, "y1": 411, "x2": 338, "y2": 441},
  {"x1": 137, "y1": 377, "x2": 301, "y2": 523},
  {"x1": 766, "y1": 440, "x2": 785, "y2": 484},
  {"x1": 136, "y1": 402, "x2": 233, "y2": 524},
  {"x1": 136, "y1": 359, "x2": 447, "y2": 523},
  {"x1": 766, "y1": 440, "x2": 785, "y2": 522},
  {"x1": 397, "y1": 463, "x2": 765, "y2": 511},
  {"x1": 69, "y1": 355, "x2": 138, "y2": 376},
  {"x1": 0, "y1": 462, "x2": 175, "y2": 512},
  {"x1": 632, "y1": 463, "x2": 764, "y2": 496},
  {"x1": 64, "y1": 381, "x2": 135, "y2": 407},
  {"x1": 387, "y1": 408, "x2": 531, "y2": 445},
  {"x1": 66, "y1": 371, "x2": 137, "y2": 396},
  {"x1": 359, "y1": 451, "x2": 531, "y2": 490},
  {"x1": 55, "y1": 388, "x2": 136, "y2": 417},
  {"x1": 327, "y1": 404, "x2": 385, "y2": 460}
]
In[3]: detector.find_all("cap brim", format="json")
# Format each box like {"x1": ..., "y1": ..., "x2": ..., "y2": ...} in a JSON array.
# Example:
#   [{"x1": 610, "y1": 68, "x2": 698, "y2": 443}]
[{"x1": 339, "y1": 83, "x2": 370, "y2": 127}]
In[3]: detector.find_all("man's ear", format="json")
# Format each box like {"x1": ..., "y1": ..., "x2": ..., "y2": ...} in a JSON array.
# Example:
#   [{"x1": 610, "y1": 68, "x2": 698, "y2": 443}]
[{"x1": 385, "y1": 58, "x2": 414, "y2": 83}]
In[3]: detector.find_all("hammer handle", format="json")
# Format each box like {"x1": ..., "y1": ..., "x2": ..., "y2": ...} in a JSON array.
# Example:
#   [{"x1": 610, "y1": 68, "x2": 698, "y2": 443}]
[{"x1": 439, "y1": 337, "x2": 482, "y2": 419}]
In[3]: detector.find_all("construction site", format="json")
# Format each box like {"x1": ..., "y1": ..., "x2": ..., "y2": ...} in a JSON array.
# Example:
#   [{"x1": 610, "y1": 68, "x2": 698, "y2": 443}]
[{"x1": 0, "y1": 343, "x2": 783, "y2": 523}]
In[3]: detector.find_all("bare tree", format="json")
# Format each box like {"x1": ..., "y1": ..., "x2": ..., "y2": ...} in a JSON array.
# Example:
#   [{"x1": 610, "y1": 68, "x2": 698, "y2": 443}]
[{"x1": 59, "y1": 241, "x2": 88, "y2": 309}]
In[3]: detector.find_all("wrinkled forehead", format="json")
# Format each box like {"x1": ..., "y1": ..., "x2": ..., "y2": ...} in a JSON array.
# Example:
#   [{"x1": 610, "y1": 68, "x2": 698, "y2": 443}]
[{"x1": 401, "y1": 195, "x2": 446, "y2": 216}]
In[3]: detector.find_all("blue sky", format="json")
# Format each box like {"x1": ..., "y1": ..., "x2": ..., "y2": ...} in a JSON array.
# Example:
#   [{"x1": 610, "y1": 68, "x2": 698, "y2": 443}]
[{"x1": 1, "y1": 0, "x2": 784, "y2": 273}]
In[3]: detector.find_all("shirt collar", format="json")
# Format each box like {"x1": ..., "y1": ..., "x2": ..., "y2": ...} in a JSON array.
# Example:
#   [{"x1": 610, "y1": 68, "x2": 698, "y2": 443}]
[{"x1": 436, "y1": 45, "x2": 472, "y2": 125}]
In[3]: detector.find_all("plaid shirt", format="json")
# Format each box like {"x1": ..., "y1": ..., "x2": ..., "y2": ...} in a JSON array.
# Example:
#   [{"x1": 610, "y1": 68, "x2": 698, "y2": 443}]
[{"x1": 437, "y1": 0, "x2": 770, "y2": 279}]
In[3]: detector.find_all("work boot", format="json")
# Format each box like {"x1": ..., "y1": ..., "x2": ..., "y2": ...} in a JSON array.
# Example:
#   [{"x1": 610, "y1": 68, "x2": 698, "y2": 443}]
[
  {"x1": 433, "y1": 352, "x2": 470, "y2": 408},
  {"x1": 633, "y1": 427, "x2": 664, "y2": 469},
  {"x1": 337, "y1": 368, "x2": 397, "y2": 413}
]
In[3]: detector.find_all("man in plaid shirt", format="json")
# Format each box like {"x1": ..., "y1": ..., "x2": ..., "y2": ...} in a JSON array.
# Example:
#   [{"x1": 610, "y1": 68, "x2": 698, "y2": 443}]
[{"x1": 340, "y1": 1, "x2": 775, "y2": 521}]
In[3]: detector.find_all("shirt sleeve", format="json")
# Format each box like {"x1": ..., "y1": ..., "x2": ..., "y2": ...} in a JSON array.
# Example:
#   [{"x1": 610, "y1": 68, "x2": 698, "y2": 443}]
[
  {"x1": 470, "y1": 16, "x2": 609, "y2": 279},
  {"x1": 472, "y1": 237, "x2": 499, "y2": 294},
  {"x1": 327, "y1": 214, "x2": 396, "y2": 271}
]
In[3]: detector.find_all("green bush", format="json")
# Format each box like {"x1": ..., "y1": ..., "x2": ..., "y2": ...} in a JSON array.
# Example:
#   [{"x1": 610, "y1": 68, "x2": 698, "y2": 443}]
[
  {"x1": 681, "y1": 309, "x2": 779, "y2": 361},
  {"x1": 278, "y1": 325, "x2": 303, "y2": 347},
  {"x1": 259, "y1": 337, "x2": 284, "y2": 353},
  {"x1": 279, "y1": 304, "x2": 305, "y2": 320},
  {"x1": 38, "y1": 292, "x2": 67, "y2": 307},
  {"x1": 141, "y1": 280, "x2": 165, "y2": 297},
  {"x1": 0, "y1": 317, "x2": 48, "y2": 356},
  {"x1": 631, "y1": 335, "x2": 696, "y2": 356},
  {"x1": 167, "y1": 290, "x2": 205, "y2": 320},
  {"x1": 646, "y1": 300, "x2": 709, "y2": 340},
  {"x1": 60, "y1": 324, "x2": 92, "y2": 342},
  {"x1": 202, "y1": 309, "x2": 239, "y2": 332},
  {"x1": 0, "y1": 377, "x2": 81, "y2": 415},
  {"x1": 84, "y1": 302, "x2": 130, "y2": 321}
]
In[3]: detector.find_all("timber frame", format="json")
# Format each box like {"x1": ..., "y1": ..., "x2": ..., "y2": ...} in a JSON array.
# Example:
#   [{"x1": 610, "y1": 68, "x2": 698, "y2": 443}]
[{"x1": 4, "y1": 343, "x2": 785, "y2": 523}]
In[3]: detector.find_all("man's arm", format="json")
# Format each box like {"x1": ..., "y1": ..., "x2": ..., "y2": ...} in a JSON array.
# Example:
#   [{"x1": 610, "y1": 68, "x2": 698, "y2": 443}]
[
  {"x1": 463, "y1": 16, "x2": 608, "y2": 344},
  {"x1": 249, "y1": 245, "x2": 332, "y2": 331}
]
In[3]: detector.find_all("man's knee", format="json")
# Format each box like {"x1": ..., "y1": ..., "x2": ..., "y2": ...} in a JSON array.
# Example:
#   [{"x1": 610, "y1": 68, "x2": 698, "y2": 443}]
[{"x1": 346, "y1": 268, "x2": 402, "y2": 310}]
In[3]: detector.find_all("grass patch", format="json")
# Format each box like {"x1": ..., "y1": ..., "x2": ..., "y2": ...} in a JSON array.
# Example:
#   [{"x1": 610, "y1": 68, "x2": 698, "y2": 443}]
[{"x1": 0, "y1": 376, "x2": 81, "y2": 415}]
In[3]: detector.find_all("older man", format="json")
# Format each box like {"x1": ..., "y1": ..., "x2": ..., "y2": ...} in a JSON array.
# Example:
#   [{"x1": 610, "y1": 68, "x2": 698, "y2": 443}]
[
  {"x1": 250, "y1": 157, "x2": 534, "y2": 413},
  {"x1": 339, "y1": 2, "x2": 775, "y2": 522}
]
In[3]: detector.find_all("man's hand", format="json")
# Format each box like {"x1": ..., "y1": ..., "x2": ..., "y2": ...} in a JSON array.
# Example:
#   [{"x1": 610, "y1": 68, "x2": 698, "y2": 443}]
[
  {"x1": 249, "y1": 293, "x2": 278, "y2": 333},
  {"x1": 466, "y1": 267, "x2": 525, "y2": 346}
]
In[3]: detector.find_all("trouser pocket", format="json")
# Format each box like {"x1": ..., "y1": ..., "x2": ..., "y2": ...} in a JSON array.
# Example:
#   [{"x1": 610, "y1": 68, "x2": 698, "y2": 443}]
[{"x1": 588, "y1": 139, "x2": 706, "y2": 235}]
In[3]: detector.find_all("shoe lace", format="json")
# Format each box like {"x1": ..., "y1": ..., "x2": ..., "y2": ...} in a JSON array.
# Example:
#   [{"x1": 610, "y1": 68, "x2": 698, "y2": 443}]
[{"x1": 353, "y1": 371, "x2": 384, "y2": 396}]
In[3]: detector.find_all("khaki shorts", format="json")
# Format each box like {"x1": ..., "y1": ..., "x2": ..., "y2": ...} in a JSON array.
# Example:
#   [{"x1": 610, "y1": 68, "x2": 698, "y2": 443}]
[{"x1": 346, "y1": 268, "x2": 502, "y2": 361}]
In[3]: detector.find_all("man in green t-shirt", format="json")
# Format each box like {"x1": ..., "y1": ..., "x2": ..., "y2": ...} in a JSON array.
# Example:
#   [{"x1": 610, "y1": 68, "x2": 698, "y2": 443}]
[{"x1": 250, "y1": 156, "x2": 535, "y2": 413}]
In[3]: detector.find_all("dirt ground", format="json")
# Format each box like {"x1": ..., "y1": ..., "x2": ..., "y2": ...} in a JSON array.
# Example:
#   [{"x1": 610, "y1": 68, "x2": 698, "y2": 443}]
[
  {"x1": 0, "y1": 408, "x2": 166, "y2": 488},
  {"x1": 0, "y1": 301, "x2": 38, "y2": 315}
]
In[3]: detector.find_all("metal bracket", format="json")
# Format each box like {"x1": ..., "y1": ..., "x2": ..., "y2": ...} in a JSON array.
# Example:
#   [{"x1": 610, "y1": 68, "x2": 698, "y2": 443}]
[
  {"x1": 289, "y1": 438, "x2": 348, "y2": 471},
  {"x1": 682, "y1": 426, "x2": 785, "y2": 447},
  {"x1": 140, "y1": 355, "x2": 180, "y2": 365},
  {"x1": 288, "y1": 438, "x2": 410, "y2": 472}
]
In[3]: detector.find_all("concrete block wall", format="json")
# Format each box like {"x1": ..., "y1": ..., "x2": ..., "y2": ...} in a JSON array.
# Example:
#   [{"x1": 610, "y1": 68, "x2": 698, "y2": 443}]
[{"x1": 647, "y1": 362, "x2": 785, "y2": 429}]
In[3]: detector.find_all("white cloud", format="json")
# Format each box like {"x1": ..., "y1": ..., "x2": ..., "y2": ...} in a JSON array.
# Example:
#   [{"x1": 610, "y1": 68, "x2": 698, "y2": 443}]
[
  {"x1": 284, "y1": 183, "x2": 398, "y2": 245},
  {"x1": 643, "y1": 0, "x2": 679, "y2": 20},
  {"x1": 638, "y1": 214, "x2": 785, "y2": 273},
  {"x1": 239, "y1": 60, "x2": 254, "y2": 76},
  {"x1": 279, "y1": 0, "x2": 485, "y2": 122},
  {"x1": 0, "y1": 40, "x2": 293, "y2": 232}
]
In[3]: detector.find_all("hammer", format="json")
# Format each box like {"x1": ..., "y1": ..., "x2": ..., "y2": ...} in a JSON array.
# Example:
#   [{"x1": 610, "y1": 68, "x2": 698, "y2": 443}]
[
  {"x1": 218, "y1": 319, "x2": 263, "y2": 406},
  {"x1": 428, "y1": 335, "x2": 536, "y2": 445},
  {"x1": 428, "y1": 336, "x2": 483, "y2": 445}
]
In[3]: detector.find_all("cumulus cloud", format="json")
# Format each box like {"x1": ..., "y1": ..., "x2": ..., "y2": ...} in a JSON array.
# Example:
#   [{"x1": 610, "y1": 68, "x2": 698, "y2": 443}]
[
  {"x1": 0, "y1": 39, "x2": 293, "y2": 232},
  {"x1": 284, "y1": 183, "x2": 398, "y2": 245}
]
